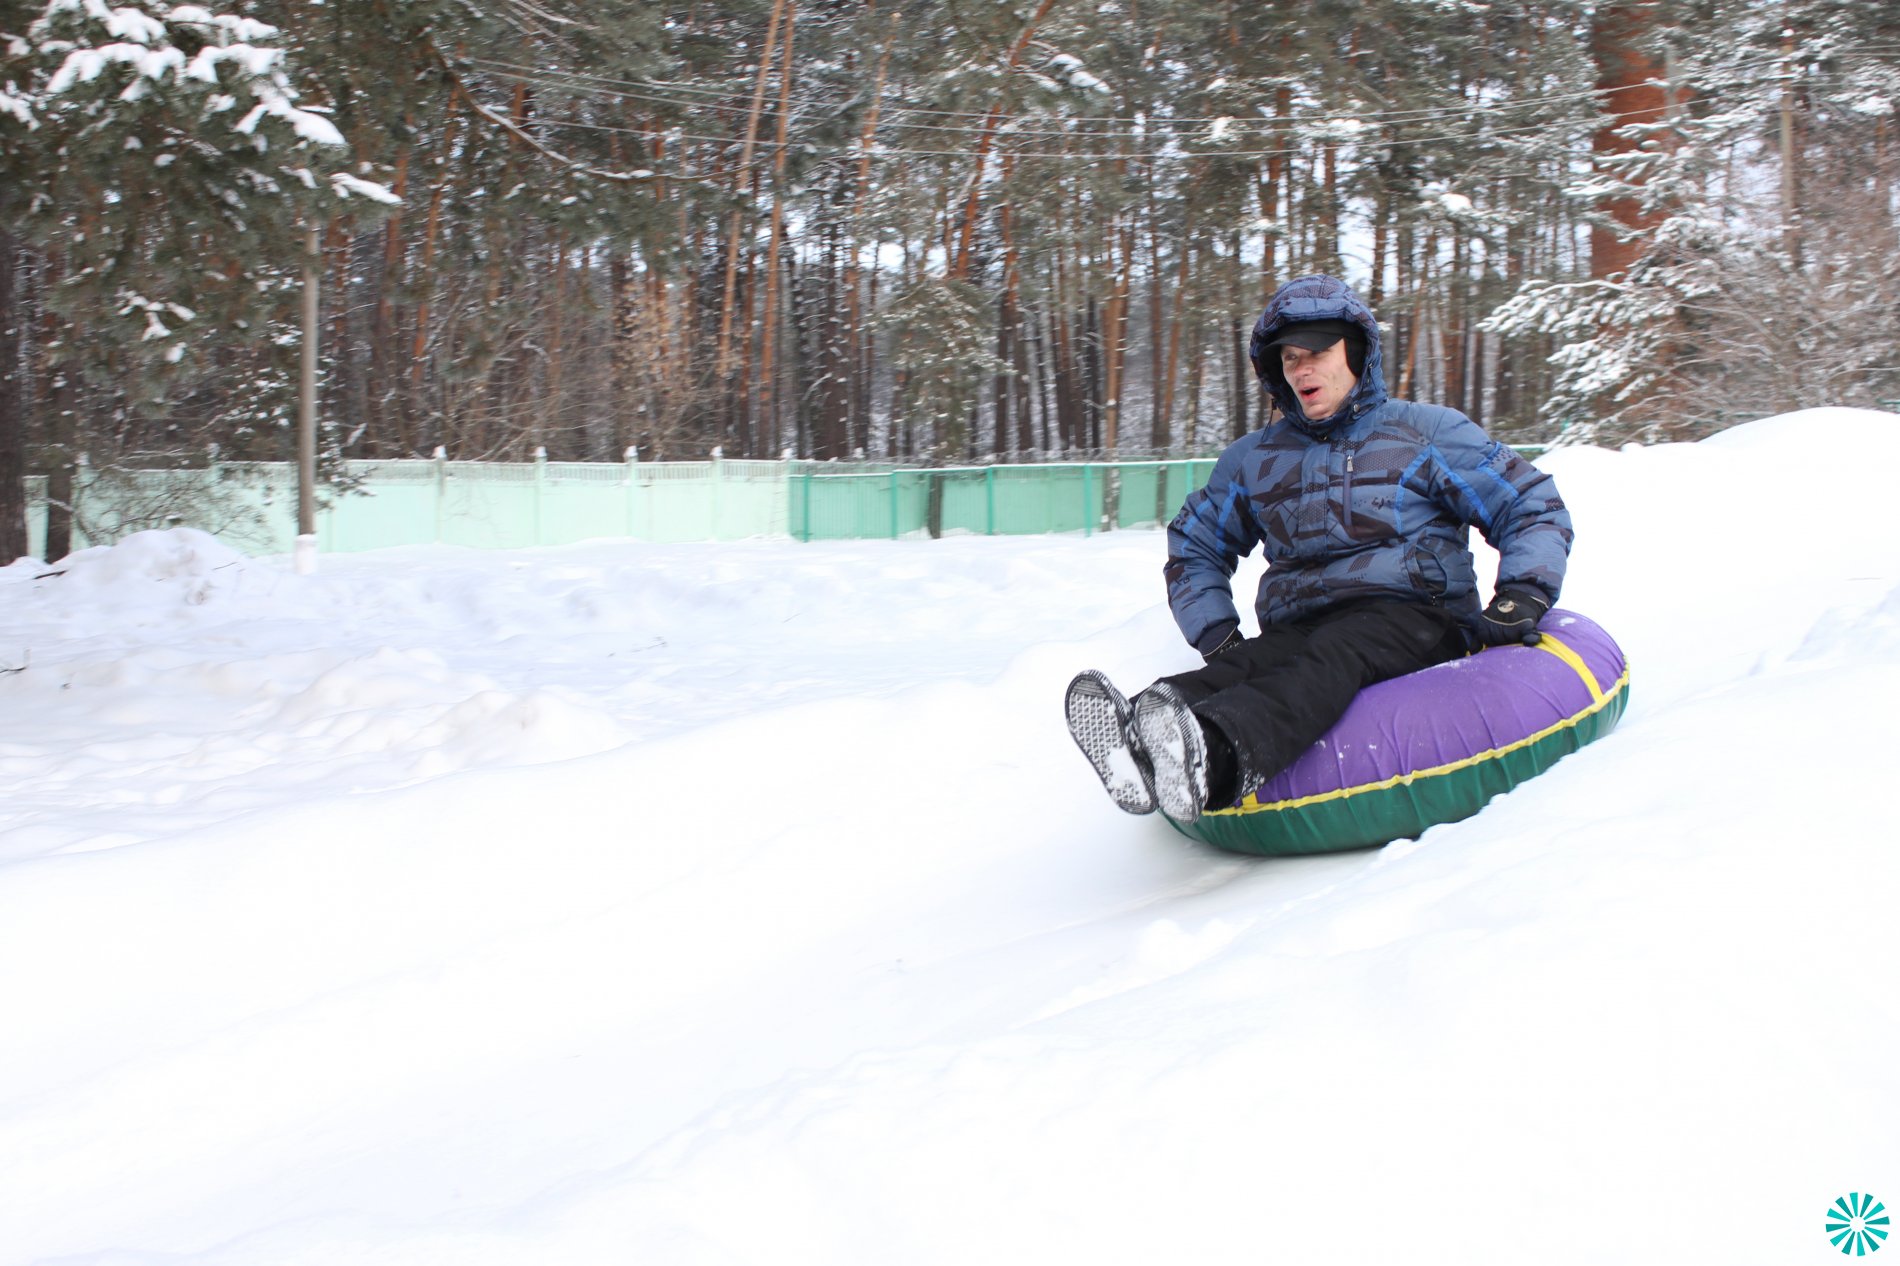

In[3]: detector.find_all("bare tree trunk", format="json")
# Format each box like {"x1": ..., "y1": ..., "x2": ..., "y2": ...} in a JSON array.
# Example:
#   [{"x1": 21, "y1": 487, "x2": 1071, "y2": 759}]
[
  {"x1": 1230, "y1": 230, "x2": 1249, "y2": 440},
  {"x1": 731, "y1": 226, "x2": 755, "y2": 455},
  {"x1": 1011, "y1": 293, "x2": 1032, "y2": 454},
  {"x1": 859, "y1": 252, "x2": 878, "y2": 455},
  {"x1": 889, "y1": 238, "x2": 915, "y2": 459},
  {"x1": 1146, "y1": 181, "x2": 1166, "y2": 451},
  {"x1": 1590, "y1": 2, "x2": 1667, "y2": 279},
  {"x1": 1185, "y1": 319, "x2": 1206, "y2": 449},
  {"x1": 1100, "y1": 219, "x2": 1134, "y2": 452},
  {"x1": 1231, "y1": 312, "x2": 1250, "y2": 440},
  {"x1": 808, "y1": 211, "x2": 852, "y2": 459},
  {"x1": 715, "y1": 0, "x2": 787, "y2": 377},
  {"x1": 950, "y1": 0, "x2": 1062, "y2": 281},
  {"x1": 994, "y1": 149, "x2": 1024, "y2": 458},
  {"x1": 1469, "y1": 317, "x2": 1487, "y2": 430},
  {"x1": 1028, "y1": 303, "x2": 1053, "y2": 452},
  {"x1": 756, "y1": 0, "x2": 797, "y2": 457},
  {"x1": 0, "y1": 223, "x2": 27, "y2": 562},
  {"x1": 1051, "y1": 244, "x2": 1078, "y2": 452},
  {"x1": 1778, "y1": 28, "x2": 1803, "y2": 266},
  {"x1": 844, "y1": 12, "x2": 898, "y2": 459},
  {"x1": 364, "y1": 146, "x2": 410, "y2": 458},
  {"x1": 1262, "y1": 77, "x2": 1290, "y2": 299},
  {"x1": 41, "y1": 263, "x2": 77, "y2": 560},
  {"x1": 543, "y1": 234, "x2": 567, "y2": 454},
  {"x1": 1084, "y1": 297, "x2": 1103, "y2": 450},
  {"x1": 1494, "y1": 178, "x2": 1527, "y2": 430},
  {"x1": 1321, "y1": 140, "x2": 1340, "y2": 275},
  {"x1": 1398, "y1": 234, "x2": 1432, "y2": 400},
  {"x1": 1049, "y1": 303, "x2": 1074, "y2": 453},
  {"x1": 1157, "y1": 200, "x2": 1193, "y2": 450},
  {"x1": 1370, "y1": 187, "x2": 1389, "y2": 308},
  {"x1": 1444, "y1": 234, "x2": 1468, "y2": 414},
  {"x1": 610, "y1": 253, "x2": 637, "y2": 454},
  {"x1": 409, "y1": 101, "x2": 460, "y2": 423},
  {"x1": 993, "y1": 287, "x2": 1015, "y2": 457}
]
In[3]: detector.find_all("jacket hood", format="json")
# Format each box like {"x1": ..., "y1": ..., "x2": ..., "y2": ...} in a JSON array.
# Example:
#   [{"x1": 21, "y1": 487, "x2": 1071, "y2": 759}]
[{"x1": 1248, "y1": 274, "x2": 1388, "y2": 435}]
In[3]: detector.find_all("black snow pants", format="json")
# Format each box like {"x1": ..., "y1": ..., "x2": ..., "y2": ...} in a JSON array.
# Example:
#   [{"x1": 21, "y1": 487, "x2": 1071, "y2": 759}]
[{"x1": 1149, "y1": 599, "x2": 1471, "y2": 804}]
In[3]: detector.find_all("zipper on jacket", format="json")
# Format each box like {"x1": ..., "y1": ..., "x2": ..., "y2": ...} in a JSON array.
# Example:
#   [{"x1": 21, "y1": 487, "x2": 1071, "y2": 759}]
[{"x1": 1343, "y1": 448, "x2": 1356, "y2": 533}]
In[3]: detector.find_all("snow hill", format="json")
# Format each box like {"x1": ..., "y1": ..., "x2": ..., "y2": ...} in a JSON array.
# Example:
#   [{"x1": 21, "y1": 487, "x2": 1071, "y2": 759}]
[{"x1": 3, "y1": 408, "x2": 1897, "y2": 1265}]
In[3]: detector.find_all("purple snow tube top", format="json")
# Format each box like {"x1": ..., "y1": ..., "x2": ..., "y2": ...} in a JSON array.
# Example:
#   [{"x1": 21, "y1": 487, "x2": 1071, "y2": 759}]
[{"x1": 1177, "y1": 609, "x2": 1630, "y2": 856}]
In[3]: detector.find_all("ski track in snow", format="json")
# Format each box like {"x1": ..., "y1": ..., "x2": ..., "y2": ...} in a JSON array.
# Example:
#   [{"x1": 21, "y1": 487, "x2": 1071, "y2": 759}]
[{"x1": 2, "y1": 408, "x2": 1898, "y2": 1266}]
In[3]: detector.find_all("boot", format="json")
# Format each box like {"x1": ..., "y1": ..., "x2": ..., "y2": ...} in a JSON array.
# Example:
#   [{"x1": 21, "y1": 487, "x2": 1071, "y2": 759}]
[
  {"x1": 1130, "y1": 683, "x2": 1209, "y2": 823},
  {"x1": 1064, "y1": 670, "x2": 1155, "y2": 815}
]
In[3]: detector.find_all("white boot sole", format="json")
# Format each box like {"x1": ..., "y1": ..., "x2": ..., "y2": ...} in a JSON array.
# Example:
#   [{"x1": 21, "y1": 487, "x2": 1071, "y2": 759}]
[
  {"x1": 1132, "y1": 685, "x2": 1208, "y2": 824},
  {"x1": 1065, "y1": 671, "x2": 1155, "y2": 815}
]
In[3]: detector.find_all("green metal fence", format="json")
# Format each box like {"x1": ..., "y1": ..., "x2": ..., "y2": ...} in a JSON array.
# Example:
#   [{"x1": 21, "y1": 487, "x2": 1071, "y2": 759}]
[
  {"x1": 788, "y1": 460, "x2": 1217, "y2": 541},
  {"x1": 23, "y1": 454, "x2": 1219, "y2": 558}
]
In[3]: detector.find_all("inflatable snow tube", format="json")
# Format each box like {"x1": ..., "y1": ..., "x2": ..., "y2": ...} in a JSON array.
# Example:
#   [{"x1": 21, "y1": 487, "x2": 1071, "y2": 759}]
[{"x1": 1174, "y1": 610, "x2": 1629, "y2": 857}]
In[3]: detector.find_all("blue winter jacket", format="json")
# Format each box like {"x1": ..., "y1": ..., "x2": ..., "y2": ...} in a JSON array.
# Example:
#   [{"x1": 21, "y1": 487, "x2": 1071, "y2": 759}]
[{"x1": 1165, "y1": 275, "x2": 1572, "y2": 653}]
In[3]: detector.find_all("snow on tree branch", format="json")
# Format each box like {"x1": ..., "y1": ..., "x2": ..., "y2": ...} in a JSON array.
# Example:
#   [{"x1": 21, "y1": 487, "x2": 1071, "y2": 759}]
[{"x1": 12, "y1": 0, "x2": 396, "y2": 207}]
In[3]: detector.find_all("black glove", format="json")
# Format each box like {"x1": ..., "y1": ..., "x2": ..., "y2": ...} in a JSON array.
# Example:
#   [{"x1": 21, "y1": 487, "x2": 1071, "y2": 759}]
[
  {"x1": 1199, "y1": 625, "x2": 1245, "y2": 664},
  {"x1": 1478, "y1": 585, "x2": 1550, "y2": 646}
]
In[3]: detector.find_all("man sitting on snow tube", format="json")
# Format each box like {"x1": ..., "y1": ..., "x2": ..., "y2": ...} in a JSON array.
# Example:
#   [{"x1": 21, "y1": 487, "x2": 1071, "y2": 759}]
[{"x1": 1066, "y1": 273, "x2": 1573, "y2": 826}]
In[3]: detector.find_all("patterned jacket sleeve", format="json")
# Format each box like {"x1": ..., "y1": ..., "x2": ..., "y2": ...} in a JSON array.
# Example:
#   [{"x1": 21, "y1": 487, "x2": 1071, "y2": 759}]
[
  {"x1": 1164, "y1": 439, "x2": 1262, "y2": 652},
  {"x1": 1423, "y1": 410, "x2": 1572, "y2": 604}
]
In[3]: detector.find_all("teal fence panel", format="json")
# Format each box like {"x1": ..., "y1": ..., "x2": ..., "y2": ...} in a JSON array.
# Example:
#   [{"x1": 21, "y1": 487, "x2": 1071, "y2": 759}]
[
  {"x1": 717, "y1": 459, "x2": 794, "y2": 540},
  {"x1": 1112, "y1": 465, "x2": 1161, "y2": 530},
  {"x1": 320, "y1": 461, "x2": 441, "y2": 553},
  {"x1": 634, "y1": 461, "x2": 715, "y2": 542},
  {"x1": 439, "y1": 461, "x2": 535, "y2": 550},
  {"x1": 934, "y1": 469, "x2": 990, "y2": 535},
  {"x1": 794, "y1": 468, "x2": 904, "y2": 541},
  {"x1": 894, "y1": 470, "x2": 932, "y2": 537},
  {"x1": 538, "y1": 461, "x2": 631, "y2": 545},
  {"x1": 992, "y1": 465, "x2": 1065, "y2": 534},
  {"x1": 21, "y1": 454, "x2": 1223, "y2": 557}
]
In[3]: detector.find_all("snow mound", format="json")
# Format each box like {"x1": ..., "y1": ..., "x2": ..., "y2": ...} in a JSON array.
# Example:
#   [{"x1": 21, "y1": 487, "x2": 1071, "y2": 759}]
[
  {"x1": 45, "y1": 527, "x2": 251, "y2": 609},
  {"x1": 1696, "y1": 404, "x2": 1900, "y2": 453}
]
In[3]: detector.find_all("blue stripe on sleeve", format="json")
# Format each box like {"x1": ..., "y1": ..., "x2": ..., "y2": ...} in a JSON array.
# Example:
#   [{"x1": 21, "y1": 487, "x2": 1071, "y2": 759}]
[{"x1": 1430, "y1": 447, "x2": 1494, "y2": 533}]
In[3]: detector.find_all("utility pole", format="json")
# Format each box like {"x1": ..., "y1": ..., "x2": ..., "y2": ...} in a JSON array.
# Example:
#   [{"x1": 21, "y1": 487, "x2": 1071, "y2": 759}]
[{"x1": 296, "y1": 223, "x2": 320, "y2": 573}]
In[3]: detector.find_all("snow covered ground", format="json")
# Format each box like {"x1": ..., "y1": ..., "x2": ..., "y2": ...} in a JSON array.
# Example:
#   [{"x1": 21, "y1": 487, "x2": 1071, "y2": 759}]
[{"x1": 3, "y1": 408, "x2": 1897, "y2": 1266}]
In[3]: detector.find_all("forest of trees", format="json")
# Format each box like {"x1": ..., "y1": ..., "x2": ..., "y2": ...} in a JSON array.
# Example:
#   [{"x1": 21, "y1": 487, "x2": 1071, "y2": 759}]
[{"x1": 3, "y1": 0, "x2": 1899, "y2": 561}]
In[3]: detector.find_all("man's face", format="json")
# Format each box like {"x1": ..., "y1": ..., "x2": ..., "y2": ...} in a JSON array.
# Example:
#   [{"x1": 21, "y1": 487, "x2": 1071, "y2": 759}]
[{"x1": 1279, "y1": 338, "x2": 1357, "y2": 421}]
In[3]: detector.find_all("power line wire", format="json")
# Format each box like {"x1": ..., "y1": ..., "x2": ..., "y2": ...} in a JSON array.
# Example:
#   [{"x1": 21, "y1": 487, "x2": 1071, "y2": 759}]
[
  {"x1": 523, "y1": 108, "x2": 1590, "y2": 163},
  {"x1": 460, "y1": 42, "x2": 1896, "y2": 139}
]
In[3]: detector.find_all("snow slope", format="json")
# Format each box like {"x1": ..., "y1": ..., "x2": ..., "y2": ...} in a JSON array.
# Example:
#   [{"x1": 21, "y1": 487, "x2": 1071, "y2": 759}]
[{"x1": 3, "y1": 408, "x2": 1897, "y2": 1265}]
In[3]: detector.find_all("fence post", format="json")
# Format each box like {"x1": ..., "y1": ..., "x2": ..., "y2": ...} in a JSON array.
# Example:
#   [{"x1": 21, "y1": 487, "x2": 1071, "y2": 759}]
[
  {"x1": 72, "y1": 453, "x2": 90, "y2": 548},
  {"x1": 889, "y1": 470, "x2": 900, "y2": 540},
  {"x1": 711, "y1": 446, "x2": 723, "y2": 542},
  {"x1": 319, "y1": 459, "x2": 337, "y2": 554},
  {"x1": 625, "y1": 446, "x2": 639, "y2": 540},
  {"x1": 433, "y1": 446, "x2": 447, "y2": 543},
  {"x1": 800, "y1": 465, "x2": 813, "y2": 543},
  {"x1": 532, "y1": 446, "x2": 546, "y2": 546},
  {"x1": 1081, "y1": 462, "x2": 1092, "y2": 537},
  {"x1": 985, "y1": 465, "x2": 996, "y2": 535}
]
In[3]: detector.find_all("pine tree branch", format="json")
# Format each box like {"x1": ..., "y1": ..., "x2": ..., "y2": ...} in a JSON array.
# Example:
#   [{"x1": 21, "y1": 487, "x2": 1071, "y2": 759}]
[{"x1": 417, "y1": 30, "x2": 663, "y2": 185}]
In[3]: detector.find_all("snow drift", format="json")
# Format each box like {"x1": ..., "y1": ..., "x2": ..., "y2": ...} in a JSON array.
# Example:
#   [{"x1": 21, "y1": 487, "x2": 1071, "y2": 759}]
[{"x1": 2, "y1": 408, "x2": 1897, "y2": 1265}]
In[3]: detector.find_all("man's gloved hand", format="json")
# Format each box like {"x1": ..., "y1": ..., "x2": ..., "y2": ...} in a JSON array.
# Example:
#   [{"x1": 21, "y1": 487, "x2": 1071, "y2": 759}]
[
  {"x1": 1478, "y1": 585, "x2": 1550, "y2": 646},
  {"x1": 1199, "y1": 625, "x2": 1245, "y2": 664}
]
